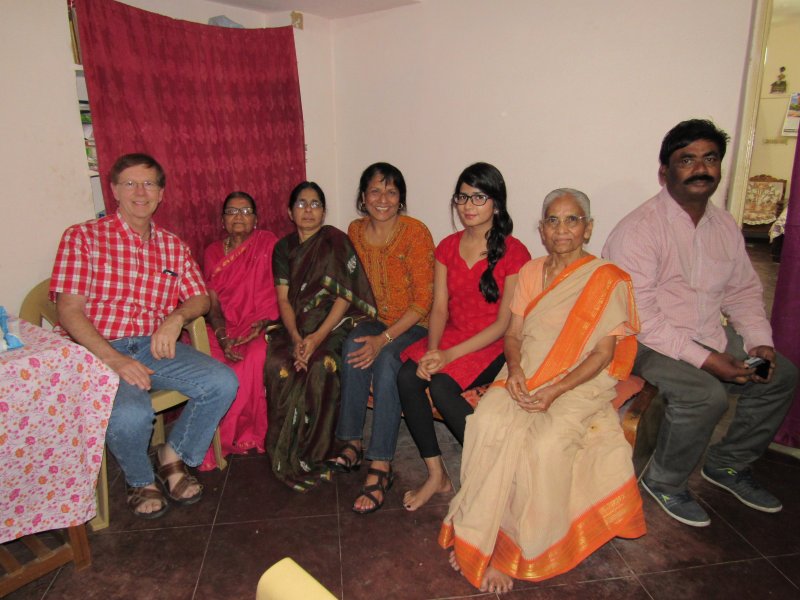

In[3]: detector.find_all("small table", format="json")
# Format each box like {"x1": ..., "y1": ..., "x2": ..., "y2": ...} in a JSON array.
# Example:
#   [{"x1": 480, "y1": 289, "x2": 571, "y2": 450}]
[{"x1": 0, "y1": 317, "x2": 118, "y2": 595}]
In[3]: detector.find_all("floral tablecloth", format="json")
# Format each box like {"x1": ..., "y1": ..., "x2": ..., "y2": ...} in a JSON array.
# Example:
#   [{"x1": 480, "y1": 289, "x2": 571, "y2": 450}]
[{"x1": 0, "y1": 318, "x2": 118, "y2": 542}]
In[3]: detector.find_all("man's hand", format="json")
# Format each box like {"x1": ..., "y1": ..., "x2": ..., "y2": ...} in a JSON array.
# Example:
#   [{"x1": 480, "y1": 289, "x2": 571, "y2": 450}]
[
  {"x1": 106, "y1": 352, "x2": 155, "y2": 390},
  {"x1": 701, "y1": 351, "x2": 752, "y2": 384},
  {"x1": 150, "y1": 315, "x2": 183, "y2": 360},
  {"x1": 747, "y1": 345, "x2": 777, "y2": 383}
]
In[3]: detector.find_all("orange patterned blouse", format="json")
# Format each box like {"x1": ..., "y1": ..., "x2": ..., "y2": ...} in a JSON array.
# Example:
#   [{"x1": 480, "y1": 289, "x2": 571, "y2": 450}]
[{"x1": 348, "y1": 215, "x2": 435, "y2": 327}]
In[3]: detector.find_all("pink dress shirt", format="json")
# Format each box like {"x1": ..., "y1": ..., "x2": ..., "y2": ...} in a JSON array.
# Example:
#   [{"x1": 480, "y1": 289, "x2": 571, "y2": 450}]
[{"x1": 602, "y1": 187, "x2": 772, "y2": 369}]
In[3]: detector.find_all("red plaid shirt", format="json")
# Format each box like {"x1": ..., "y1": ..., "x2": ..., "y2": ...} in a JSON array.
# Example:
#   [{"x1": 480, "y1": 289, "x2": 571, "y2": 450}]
[{"x1": 50, "y1": 212, "x2": 207, "y2": 340}]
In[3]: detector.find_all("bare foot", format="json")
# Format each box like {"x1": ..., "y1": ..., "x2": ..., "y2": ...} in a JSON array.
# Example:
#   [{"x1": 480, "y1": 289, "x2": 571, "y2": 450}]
[
  {"x1": 449, "y1": 550, "x2": 461, "y2": 573},
  {"x1": 479, "y1": 565, "x2": 514, "y2": 594},
  {"x1": 403, "y1": 472, "x2": 452, "y2": 511},
  {"x1": 158, "y1": 444, "x2": 202, "y2": 501}
]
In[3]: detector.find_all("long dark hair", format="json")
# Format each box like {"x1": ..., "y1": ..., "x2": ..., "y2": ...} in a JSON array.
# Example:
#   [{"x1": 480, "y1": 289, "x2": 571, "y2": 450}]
[{"x1": 453, "y1": 162, "x2": 513, "y2": 303}]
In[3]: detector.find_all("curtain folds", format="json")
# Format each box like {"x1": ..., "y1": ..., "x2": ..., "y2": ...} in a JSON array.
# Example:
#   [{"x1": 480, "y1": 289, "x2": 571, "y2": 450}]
[
  {"x1": 772, "y1": 140, "x2": 800, "y2": 448},
  {"x1": 76, "y1": 0, "x2": 305, "y2": 261}
]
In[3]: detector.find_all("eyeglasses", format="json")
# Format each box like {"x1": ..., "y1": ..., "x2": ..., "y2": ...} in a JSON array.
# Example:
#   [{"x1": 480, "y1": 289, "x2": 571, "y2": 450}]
[
  {"x1": 452, "y1": 193, "x2": 491, "y2": 206},
  {"x1": 294, "y1": 199, "x2": 323, "y2": 210},
  {"x1": 541, "y1": 215, "x2": 589, "y2": 229},
  {"x1": 223, "y1": 207, "x2": 255, "y2": 216},
  {"x1": 118, "y1": 180, "x2": 160, "y2": 192}
]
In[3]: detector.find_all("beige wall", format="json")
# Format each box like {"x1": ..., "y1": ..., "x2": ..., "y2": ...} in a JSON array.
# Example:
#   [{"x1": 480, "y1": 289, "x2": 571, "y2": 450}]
[
  {"x1": 0, "y1": 1, "x2": 94, "y2": 313},
  {"x1": 1, "y1": 0, "x2": 756, "y2": 313},
  {"x1": 750, "y1": 18, "x2": 800, "y2": 192},
  {"x1": 329, "y1": 0, "x2": 755, "y2": 254}
]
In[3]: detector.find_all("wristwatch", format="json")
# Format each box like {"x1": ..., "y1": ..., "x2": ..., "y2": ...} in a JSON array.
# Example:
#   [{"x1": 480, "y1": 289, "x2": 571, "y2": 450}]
[{"x1": 383, "y1": 331, "x2": 394, "y2": 344}]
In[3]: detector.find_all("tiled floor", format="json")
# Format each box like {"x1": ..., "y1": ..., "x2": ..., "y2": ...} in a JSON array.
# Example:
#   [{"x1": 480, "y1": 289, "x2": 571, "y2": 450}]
[{"x1": 5, "y1": 240, "x2": 798, "y2": 600}]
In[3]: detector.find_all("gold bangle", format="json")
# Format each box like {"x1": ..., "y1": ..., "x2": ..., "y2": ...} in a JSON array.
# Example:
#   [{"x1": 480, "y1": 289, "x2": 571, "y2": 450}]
[{"x1": 383, "y1": 331, "x2": 393, "y2": 344}]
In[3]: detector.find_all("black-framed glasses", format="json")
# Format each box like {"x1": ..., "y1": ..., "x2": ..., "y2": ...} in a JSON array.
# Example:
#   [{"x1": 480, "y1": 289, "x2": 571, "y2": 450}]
[
  {"x1": 541, "y1": 215, "x2": 589, "y2": 229},
  {"x1": 452, "y1": 193, "x2": 491, "y2": 206},
  {"x1": 223, "y1": 207, "x2": 255, "y2": 216}
]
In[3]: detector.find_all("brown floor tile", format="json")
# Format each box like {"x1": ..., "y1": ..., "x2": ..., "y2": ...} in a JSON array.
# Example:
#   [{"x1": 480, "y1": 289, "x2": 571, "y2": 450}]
[
  {"x1": 694, "y1": 456, "x2": 800, "y2": 556},
  {"x1": 339, "y1": 503, "x2": 475, "y2": 600},
  {"x1": 504, "y1": 577, "x2": 650, "y2": 599},
  {"x1": 767, "y1": 553, "x2": 800, "y2": 588},
  {"x1": 613, "y1": 490, "x2": 760, "y2": 573},
  {"x1": 44, "y1": 526, "x2": 211, "y2": 599},
  {"x1": 215, "y1": 454, "x2": 338, "y2": 523},
  {"x1": 93, "y1": 457, "x2": 228, "y2": 534},
  {"x1": 638, "y1": 558, "x2": 799, "y2": 599},
  {"x1": 195, "y1": 515, "x2": 341, "y2": 599}
]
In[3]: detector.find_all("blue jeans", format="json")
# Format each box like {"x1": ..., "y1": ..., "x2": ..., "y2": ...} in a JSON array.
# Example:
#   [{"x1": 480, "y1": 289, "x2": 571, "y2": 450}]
[
  {"x1": 336, "y1": 320, "x2": 426, "y2": 461},
  {"x1": 105, "y1": 336, "x2": 238, "y2": 487}
]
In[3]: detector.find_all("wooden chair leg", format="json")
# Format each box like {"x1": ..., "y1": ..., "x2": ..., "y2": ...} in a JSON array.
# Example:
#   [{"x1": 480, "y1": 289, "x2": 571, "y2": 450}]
[
  {"x1": 212, "y1": 428, "x2": 227, "y2": 470},
  {"x1": 66, "y1": 525, "x2": 91, "y2": 571},
  {"x1": 89, "y1": 449, "x2": 110, "y2": 532},
  {"x1": 151, "y1": 414, "x2": 166, "y2": 447}
]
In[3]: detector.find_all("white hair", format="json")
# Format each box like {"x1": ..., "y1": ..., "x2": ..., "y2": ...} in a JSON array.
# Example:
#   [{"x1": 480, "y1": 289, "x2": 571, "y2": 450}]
[{"x1": 541, "y1": 188, "x2": 592, "y2": 220}]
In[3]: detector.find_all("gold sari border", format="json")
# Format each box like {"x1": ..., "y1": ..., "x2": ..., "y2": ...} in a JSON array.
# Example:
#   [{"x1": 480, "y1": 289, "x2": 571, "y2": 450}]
[{"x1": 440, "y1": 476, "x2": 645, "y2": 585}]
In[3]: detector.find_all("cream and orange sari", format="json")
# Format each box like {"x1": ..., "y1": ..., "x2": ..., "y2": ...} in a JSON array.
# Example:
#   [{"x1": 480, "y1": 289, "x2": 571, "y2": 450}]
[{"x1": 439, "y1": 255, "x2": 646, "y2": 586}]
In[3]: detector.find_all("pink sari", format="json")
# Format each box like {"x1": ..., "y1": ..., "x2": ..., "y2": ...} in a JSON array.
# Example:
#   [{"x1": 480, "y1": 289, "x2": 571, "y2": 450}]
[{"x1": 199, "y1": 230, "x2": 279, "y2": 470}]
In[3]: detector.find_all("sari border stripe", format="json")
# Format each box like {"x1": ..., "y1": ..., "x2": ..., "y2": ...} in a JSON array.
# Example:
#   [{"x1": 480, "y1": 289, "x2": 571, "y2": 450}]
[{"x1": 440, "y1": 476, "x2": 645, "y2": 584}]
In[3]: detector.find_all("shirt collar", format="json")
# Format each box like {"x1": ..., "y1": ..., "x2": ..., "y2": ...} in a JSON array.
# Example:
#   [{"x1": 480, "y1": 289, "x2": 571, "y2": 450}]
[
  {"x1": 658, "y1": 186, "x2": 718, "y2": 227},
  {"x1": 113, "y1": 211, "x2": 159, "y2": 243}
]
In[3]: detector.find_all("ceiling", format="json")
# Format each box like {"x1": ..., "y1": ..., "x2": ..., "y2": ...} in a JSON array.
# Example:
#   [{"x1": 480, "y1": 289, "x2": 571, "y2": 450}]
[{"x1": 210, "y1": 0, "x2": 420, "y2": 19}]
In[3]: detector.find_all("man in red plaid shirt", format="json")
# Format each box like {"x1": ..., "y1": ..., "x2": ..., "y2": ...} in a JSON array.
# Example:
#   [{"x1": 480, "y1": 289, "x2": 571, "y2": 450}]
[{"x1": 51, "y1": 153, "x2": 237, "y2": 519}]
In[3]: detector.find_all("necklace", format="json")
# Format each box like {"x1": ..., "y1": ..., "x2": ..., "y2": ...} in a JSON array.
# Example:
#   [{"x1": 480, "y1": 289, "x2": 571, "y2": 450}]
[{"x1": 223, "y1": 237, "x2": 233, "y2": 255}]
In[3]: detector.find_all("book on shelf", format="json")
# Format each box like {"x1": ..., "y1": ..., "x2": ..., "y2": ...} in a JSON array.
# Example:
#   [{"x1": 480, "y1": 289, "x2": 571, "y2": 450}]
[{"x1": 68, "y1": 2, "x2": 82, "y2": 65}]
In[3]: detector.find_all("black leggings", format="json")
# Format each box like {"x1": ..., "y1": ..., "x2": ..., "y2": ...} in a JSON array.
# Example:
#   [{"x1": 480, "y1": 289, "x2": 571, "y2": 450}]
[{"x1": 398, "y1": 353, "x2": 506, "y2": 458}]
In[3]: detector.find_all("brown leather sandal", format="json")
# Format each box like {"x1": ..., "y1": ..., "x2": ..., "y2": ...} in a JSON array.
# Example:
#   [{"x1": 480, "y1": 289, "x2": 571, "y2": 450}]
[
  {"x1": 156, "y1": 454, "x2": 203, "y2": 505},
  {"x1": 127, "y1": 485, "x2": 169, "y2": 519}
]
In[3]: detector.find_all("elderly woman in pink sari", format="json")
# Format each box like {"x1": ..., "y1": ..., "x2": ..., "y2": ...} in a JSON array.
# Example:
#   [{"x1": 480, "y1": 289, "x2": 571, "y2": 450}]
[{"x1": 199, "y1": 191, "x2": 279, "y2": 470}]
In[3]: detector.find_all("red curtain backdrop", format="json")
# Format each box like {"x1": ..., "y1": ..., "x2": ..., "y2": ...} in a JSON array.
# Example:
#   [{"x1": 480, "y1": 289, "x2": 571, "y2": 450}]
[
  {"x1": 772, "y1": 141, "x2": 800, "y2": 448},
  {"x1": 75, "y1": 0, "x2": 304, "y2": 263}
]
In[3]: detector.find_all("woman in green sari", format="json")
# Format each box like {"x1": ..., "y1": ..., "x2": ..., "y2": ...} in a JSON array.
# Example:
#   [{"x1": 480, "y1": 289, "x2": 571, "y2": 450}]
[{"x1": 265, "y1": 182, "x2": 376, "y2": 491}]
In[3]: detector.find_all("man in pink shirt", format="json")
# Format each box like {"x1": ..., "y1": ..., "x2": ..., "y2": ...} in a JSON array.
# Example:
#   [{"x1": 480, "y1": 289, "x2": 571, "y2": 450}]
[{"x1": 603, "y1": 119, "x2": 797, "y2": 528}]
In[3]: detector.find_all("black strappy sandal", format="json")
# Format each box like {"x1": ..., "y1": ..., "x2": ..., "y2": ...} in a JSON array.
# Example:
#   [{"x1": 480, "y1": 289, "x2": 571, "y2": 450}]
[
  {"x1": 326, "y1": 442, "x2": 364, "y2": 474},
  {"x1": 352, "y1": 466, "x2": 394, "y2": 515}
]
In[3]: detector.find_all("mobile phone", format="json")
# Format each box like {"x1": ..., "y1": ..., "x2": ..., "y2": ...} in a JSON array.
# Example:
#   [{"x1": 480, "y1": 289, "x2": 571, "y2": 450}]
[{"x1": 745, "y1": 356, "x2": 771, "y2": 378}]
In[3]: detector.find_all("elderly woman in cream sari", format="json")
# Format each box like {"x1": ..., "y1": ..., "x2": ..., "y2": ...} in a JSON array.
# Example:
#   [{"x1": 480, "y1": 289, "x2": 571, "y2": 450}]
[{"x1": 440, "y1": 188, "x2": 646, "y2": 593}]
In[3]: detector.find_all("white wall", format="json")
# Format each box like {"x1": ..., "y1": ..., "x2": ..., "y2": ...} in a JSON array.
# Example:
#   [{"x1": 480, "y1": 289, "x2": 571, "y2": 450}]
[
  {"x1": 330, "y1": 0, "x2": 755, "y2": 255},
  {"x1": 0, "y1": 0, "x2": 757, "y2": 313},
  {"x1": 0, "y1": 1, "x2": 94, "y2": 313},
  {"x1": 750, "y1": 18, "x2": 800, "y2": 192}
]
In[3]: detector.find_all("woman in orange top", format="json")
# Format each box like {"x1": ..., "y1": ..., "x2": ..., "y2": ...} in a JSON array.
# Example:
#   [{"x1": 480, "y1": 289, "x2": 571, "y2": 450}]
[
  {"x1": 440, "y1": 188, "x2": 645, "y2": 593},
  {"x1": 329, "y1": 162, "x2": 435, "y2": 514}
]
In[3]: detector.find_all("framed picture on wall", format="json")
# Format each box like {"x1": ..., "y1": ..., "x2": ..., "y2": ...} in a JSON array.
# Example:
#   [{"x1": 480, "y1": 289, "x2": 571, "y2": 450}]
[{"x1": 782, "y1": 92, "x2": 799, "y2": 137}]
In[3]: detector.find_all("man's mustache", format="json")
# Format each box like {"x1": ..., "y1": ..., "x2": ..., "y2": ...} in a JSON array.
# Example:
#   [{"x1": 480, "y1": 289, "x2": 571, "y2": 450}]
[{"x1": 683, "y1": 174, "x2": 715, "y2": 184}]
